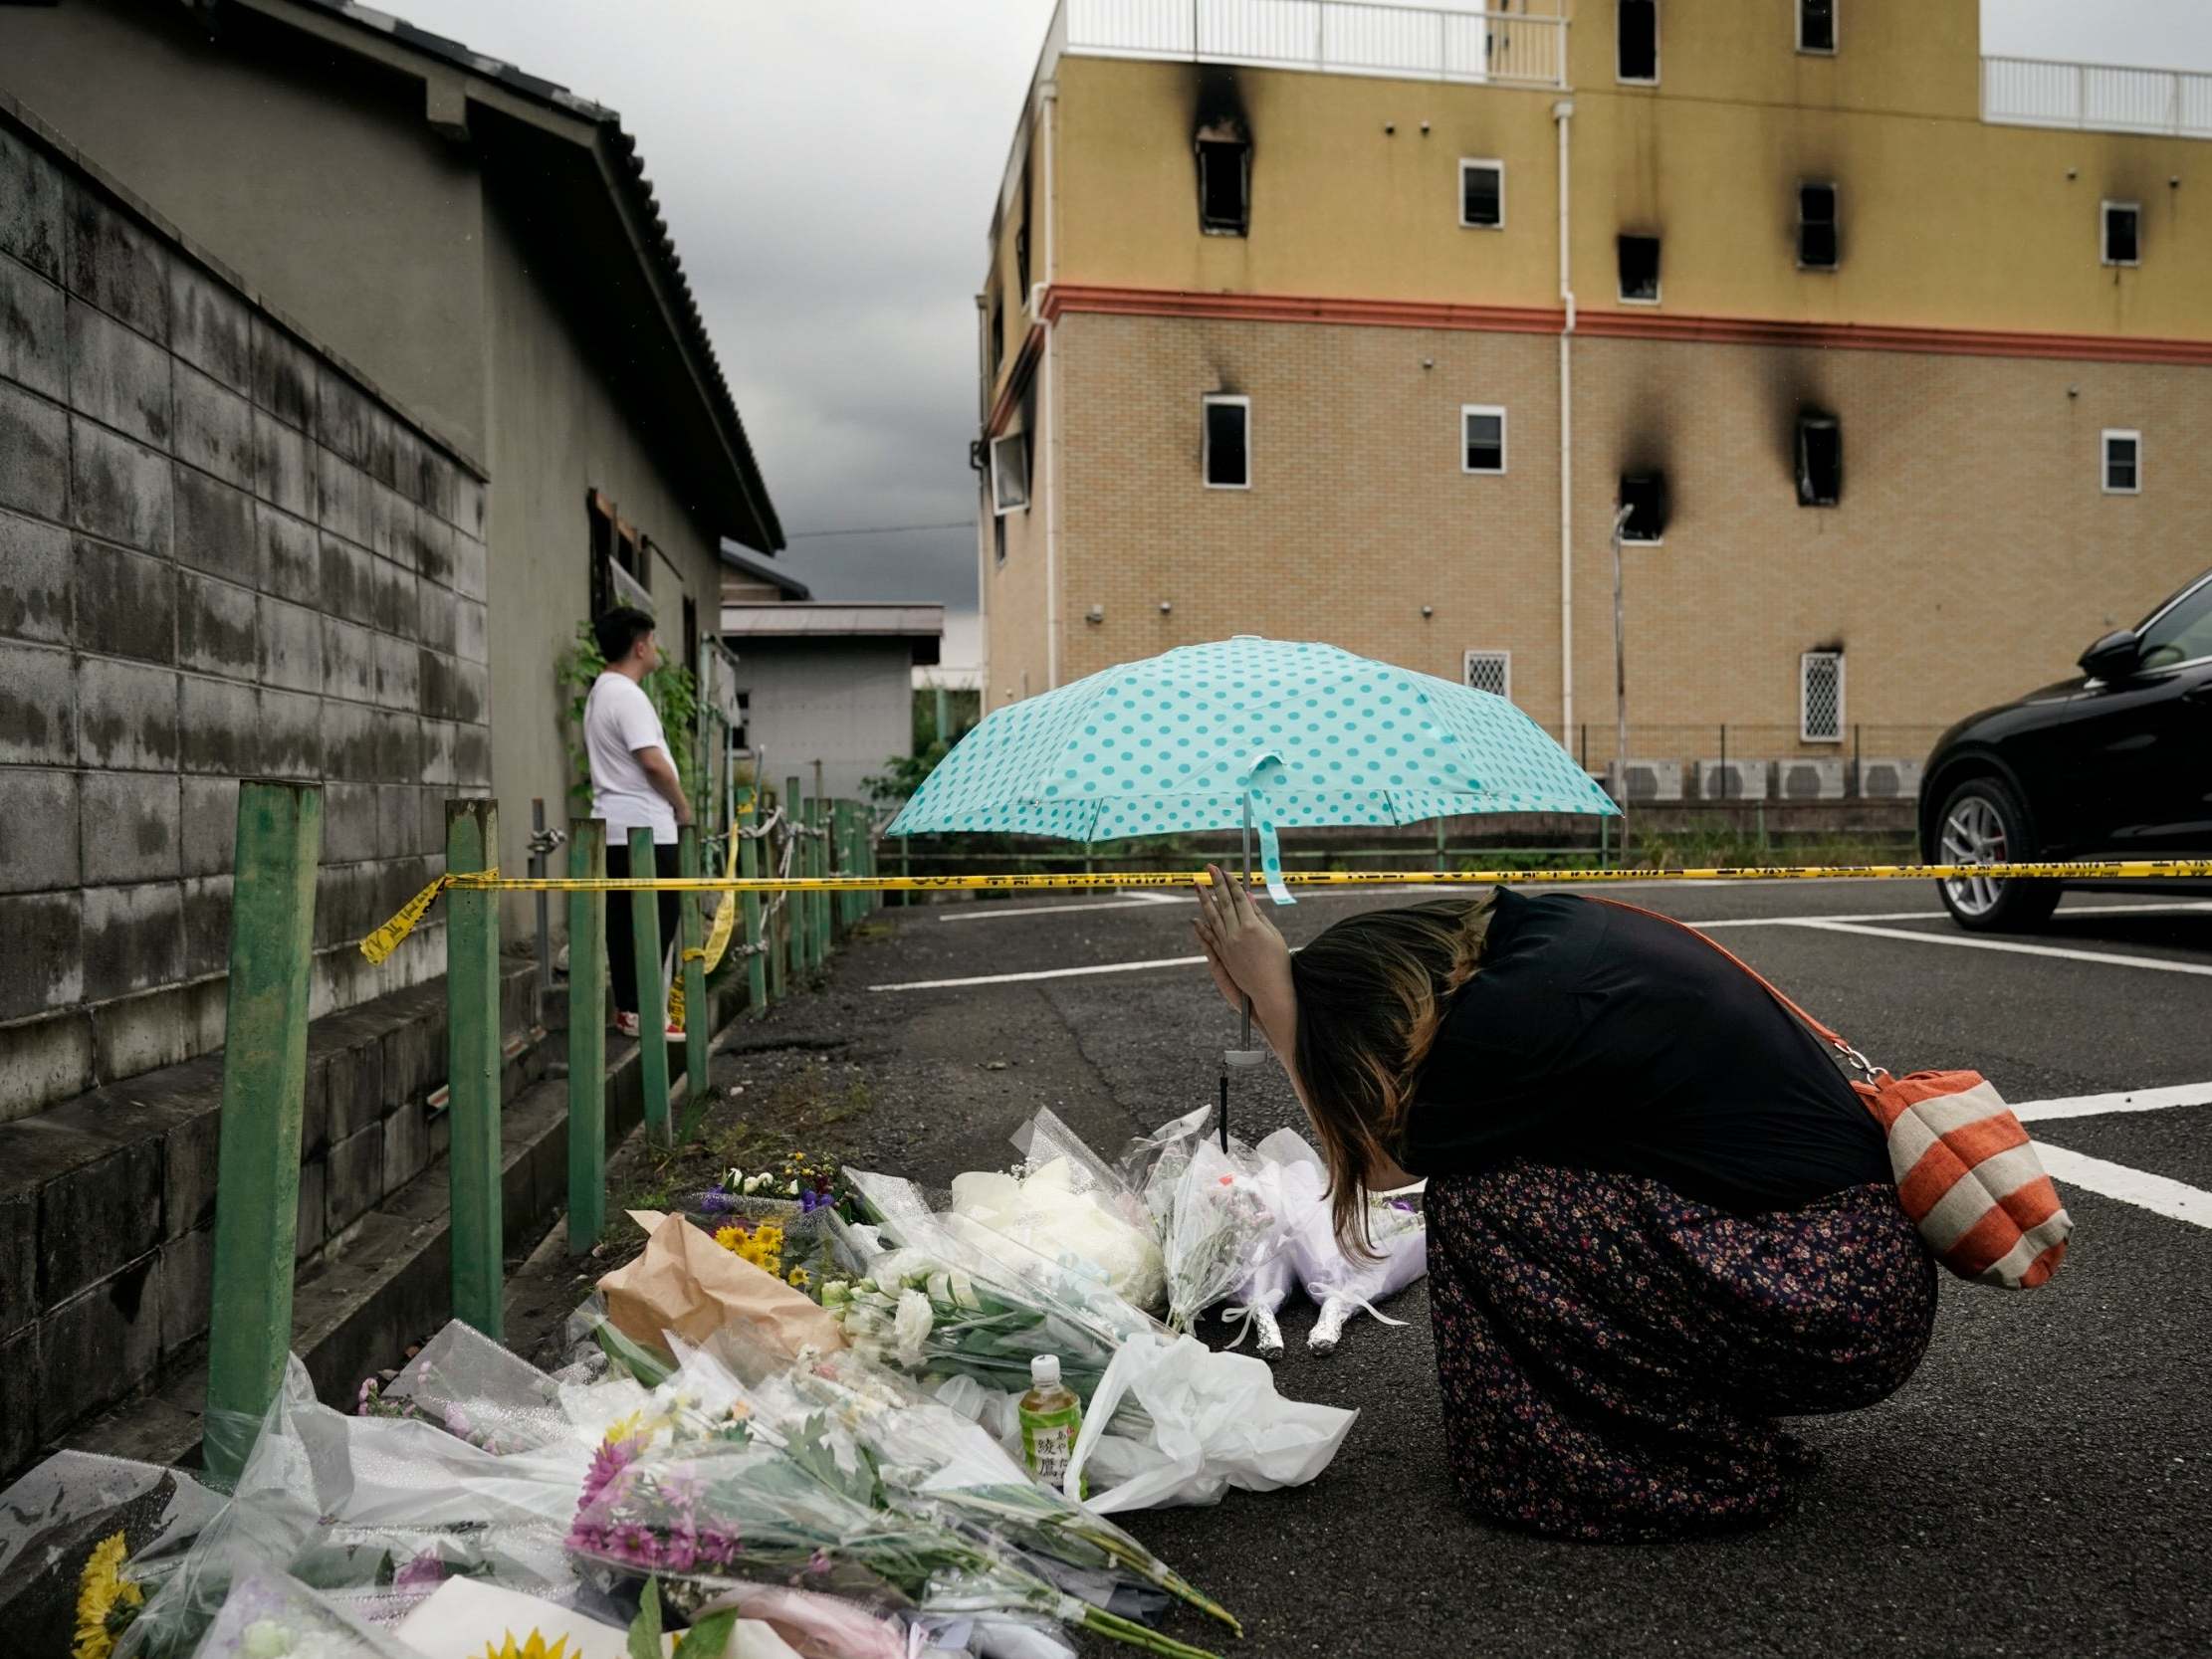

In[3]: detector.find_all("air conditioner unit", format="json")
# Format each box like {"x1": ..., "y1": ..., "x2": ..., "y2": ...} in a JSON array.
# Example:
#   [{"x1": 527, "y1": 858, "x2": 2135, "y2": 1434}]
[
  {"x1": 1695, "y1": 758, "x2": 1770, "y2": 801},
  {"x1": 1777, "y1": 758, "x2": 1845, "y2": 800},
  {"x1": 1612, "y1": 759, "x2": 1683, "y2": 803},
  {"x1": 1857, "y1": 757, "x2": 1924, "y2": 800}
]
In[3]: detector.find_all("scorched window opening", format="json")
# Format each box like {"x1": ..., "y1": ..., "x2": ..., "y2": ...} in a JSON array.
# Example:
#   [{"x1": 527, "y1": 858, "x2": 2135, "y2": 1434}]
[
  {"x1": 1618, "y1": 474, "x2": 1666, "y2": 543},
  {"x1": 2101, "y1": 201, "x2": 2140, "y2": 267},
  {"x1": 1797, "y1": 417, "x2": 1842, "y2": 507},
  {"x1": 1198, "y1": 138, "x2": 1250, "y2": 236},
  {"x1": 1618, "y1": 234, "x2": 1661, "y2": 304},
  {"x1": 1798, "y1": 183, "x2": 1839, "y2": 270},
  {"x1": 1204, "y1": 396, "x2": 1251, "y2": 489}
]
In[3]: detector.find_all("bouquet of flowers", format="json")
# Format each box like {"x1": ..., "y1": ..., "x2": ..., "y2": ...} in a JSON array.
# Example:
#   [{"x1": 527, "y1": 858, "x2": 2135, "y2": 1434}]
[
  {"x1": 700, "y1": 1331, "x2": 1239, "y2": 1638},
  {"x1": 1295, "y1": 1191, "x2": 1427, "y2": 1354},
  {"x1": 691, "y1": 1157, "x2": 846, "y2": 1291},
  {"x1": 1147, "y1": 1141, "x2": 1280, "y2": 1335},
  {"x1": 947, "y1": 1155, "x2": 1165, "y2": 1315},
  {"x1": 563, "y1": 1354, "x2": 1224, "y2": 1659},
  {"x1": 182, "y1": 1556, "x2": 415, "y2": 1659}
]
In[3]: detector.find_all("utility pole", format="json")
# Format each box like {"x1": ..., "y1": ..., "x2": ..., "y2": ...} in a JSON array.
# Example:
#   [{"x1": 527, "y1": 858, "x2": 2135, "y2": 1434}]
[{"x1": 1609, "y1": 501, "x2": 1634, "y2": 808}]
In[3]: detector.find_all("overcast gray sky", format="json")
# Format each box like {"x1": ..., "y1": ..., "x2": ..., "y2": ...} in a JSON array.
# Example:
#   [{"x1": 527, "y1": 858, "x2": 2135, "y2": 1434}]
[{"x1": 405, "y1": 1, "x2": 2212, "y2": 671}]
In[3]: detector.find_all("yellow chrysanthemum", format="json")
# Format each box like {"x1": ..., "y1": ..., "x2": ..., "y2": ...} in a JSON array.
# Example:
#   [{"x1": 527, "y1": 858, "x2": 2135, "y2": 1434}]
[
  {"x1": 74, "y1": 1532, "x2": 142, "y2": 1659},
  {"x1": 786, "y1": 1266, "x2": 811, "y2": 1289},
  {"x1": 476, "y1": 1630, "x2": 575, "y2": 1659},
  {"x1": 602, "y1": 1410, "x2": 645, "y2": 1446},
  {"x1": 714, "y1": 1224, "x2": 747, "y2": 1252}
]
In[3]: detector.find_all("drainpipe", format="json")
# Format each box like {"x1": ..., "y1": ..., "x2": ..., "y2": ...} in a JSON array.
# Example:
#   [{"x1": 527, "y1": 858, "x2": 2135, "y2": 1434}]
[
  {"x1": 975, "y1": 294, "x2": 993, "y2": 710},
  {"x1": 1553, "y1": 98, "x2": 1577, "y2": 747},
  {"x1": 1036, "y1": 82, "x2": 1062, "y2": 690}
]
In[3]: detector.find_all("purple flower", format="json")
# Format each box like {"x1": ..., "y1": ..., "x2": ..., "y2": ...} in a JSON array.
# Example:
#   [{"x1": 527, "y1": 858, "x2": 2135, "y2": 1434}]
[
  {"x1": 805, "y1": 1547, "x2": 832, "y2": 1577},
  {"x1": 699, "y1": 1187, "x2": 736, "y2": 1215},
  {"x1": 660, "y1": 1530, "x2": 698, "y2": 1573},
  {"x1": 612, "y1": 1523, "x2": 661, "y2": 1567},
  {"x1": 695, "y1": 1529, "x2": 739, "y2": 1566},
  {"x1": 392, "y1": 1553, "x2": 446, "y2": 1591},
  {"x1": 443, "y1": 1404, "x2": 473, "y2": 1439}
]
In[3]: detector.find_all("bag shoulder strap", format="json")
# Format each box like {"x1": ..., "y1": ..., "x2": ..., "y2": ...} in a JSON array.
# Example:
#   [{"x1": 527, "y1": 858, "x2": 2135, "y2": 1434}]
[{"x1": 1586, "y1": 895, "x2": 1880, "y2": 1079}]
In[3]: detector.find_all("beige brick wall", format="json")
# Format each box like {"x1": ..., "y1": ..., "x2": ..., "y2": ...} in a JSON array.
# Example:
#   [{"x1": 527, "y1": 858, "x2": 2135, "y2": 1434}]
[{"x1": 985, "y1": 311, "x2": 2212, "y2": 759}]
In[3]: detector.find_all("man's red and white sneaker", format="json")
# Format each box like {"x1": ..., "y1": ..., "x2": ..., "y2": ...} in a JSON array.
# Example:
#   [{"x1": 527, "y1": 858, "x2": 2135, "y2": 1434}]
[{"x1": 613, "y1": 1010, "x2": 641, "y2": 1038}]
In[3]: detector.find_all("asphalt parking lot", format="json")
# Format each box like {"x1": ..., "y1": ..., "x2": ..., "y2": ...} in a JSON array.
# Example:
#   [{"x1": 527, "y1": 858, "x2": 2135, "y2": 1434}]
[{"x1": 718, "y1": 877, "x2": 2212, "y2": 1659}]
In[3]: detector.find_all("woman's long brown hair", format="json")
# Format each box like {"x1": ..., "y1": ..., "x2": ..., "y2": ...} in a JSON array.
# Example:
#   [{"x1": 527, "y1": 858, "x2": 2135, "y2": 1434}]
[{"x1": 1288, "y1": 895, "x2": 1496, "y2": 1253}]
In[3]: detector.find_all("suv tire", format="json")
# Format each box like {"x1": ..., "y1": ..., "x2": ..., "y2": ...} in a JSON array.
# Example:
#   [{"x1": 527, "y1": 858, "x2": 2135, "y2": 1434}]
[{"x1": 1933, "y1": 775, "x2": 2061, "y2": 933}]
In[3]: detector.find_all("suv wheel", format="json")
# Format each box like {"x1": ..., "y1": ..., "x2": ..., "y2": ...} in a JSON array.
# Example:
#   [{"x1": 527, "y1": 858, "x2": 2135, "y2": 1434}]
[{"x1": 1934, "y1": 776, "x2": 2061, "y2": 933}]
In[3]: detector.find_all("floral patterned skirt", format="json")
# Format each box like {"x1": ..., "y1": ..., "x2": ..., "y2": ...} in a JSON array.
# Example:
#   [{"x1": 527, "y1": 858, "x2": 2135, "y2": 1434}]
[{"x1": 1425, "y1": 1159, "x2": 1936, "y2": 1543}]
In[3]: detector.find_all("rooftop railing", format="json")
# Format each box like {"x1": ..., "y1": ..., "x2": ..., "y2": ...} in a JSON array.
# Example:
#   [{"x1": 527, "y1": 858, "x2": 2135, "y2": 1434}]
[
  {"x1": 1053, "y1": 0, "x2": 1569, "y2": 89},
  {"x1": 1982, "y1": 54, "x2": 2212, "y2": 139}
]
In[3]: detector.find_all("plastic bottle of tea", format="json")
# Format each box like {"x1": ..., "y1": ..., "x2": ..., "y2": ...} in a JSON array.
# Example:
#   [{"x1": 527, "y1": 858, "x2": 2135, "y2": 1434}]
[{"x1": 1018, "y1": 1353, "x2": 1084, "y2": 1492}]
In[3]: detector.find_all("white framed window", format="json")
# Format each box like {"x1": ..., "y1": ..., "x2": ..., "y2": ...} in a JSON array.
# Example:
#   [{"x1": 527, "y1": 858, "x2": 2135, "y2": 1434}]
[
  {"x1": 1618, "y1": 234, "x2": 1660, "y2": 304},
  {"x1": 1797, "y1": 0, "x2": 1836, "y2": 54},
  {"x1": 1617, "y1": 0, "x2": 1659, "y2": 83},
  {"x1": 1203, "y1": 395, "x2": 1250, "y2": 490},
  {"x1": 1801, "y1": 651, "x2": 1845, "y2": 743},
  {"x1": 2102, "y1": 429, "x2": 2141, "y2": 494},
  {"x1": 1464, "y1": 650, "x2": 1512, "y2": 702},
  {"x1": 1797, "y1": 182, "x2": 1839, "y2": 269},
  {"x1": 1458, "y1": 159, "x2": 1504, "y2": 230},
  {"x1": 2101, "y1": 200, "x2": 2140, "y2": 266},
  {"x1": 1461, "y1": 405, "x2": 1507, "y2": 474},
  {"x1": 990, "y1": 432, "x2": 1030, "y2": 516}
]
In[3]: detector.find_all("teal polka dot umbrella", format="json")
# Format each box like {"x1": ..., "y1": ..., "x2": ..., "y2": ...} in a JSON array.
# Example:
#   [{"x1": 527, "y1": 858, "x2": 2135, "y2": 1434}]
[{"x1": 886, "y1": 635, "x2": 1619, "y2": 903}]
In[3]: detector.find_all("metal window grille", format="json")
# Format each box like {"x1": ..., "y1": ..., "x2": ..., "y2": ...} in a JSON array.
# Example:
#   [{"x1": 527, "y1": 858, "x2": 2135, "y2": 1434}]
[
  {"x1": 1801, "y1": 652, "x2": 1845, "y2": 742},
  {"x1": 1464, "y1": 650, "x2": 1511, "y2": 702}
]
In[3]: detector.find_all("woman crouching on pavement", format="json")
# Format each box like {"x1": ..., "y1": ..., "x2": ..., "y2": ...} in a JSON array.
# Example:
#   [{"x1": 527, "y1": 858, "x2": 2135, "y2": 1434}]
[{"x1": 1190, "y1": 865, "x2": 1935, "y2": 1543}]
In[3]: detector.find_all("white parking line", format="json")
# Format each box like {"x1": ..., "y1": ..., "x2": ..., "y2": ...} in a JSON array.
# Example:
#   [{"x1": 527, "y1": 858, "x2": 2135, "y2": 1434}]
[
  {"x1": 1788, "y1": 919, "x2": 2212, "y2": 977},
  {"x1": 937, "y1": 891, "x2": 1182, "y2": 924},
  {"x1": 872, "y1": 953, "x2": 1206, "y2": 991},
  {"x1": 2030, "y1": 1143, "x2": 2212, "y2": 1230},
  {"x1": 2013, "y1": 1082, "x2": 2212, "y2": 1123}
]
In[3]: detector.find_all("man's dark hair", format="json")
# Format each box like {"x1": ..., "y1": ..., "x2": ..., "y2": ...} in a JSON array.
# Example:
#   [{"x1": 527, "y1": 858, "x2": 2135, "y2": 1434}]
[{"x1": 593, "y1": 606, "x2": 656, "y2": 665}]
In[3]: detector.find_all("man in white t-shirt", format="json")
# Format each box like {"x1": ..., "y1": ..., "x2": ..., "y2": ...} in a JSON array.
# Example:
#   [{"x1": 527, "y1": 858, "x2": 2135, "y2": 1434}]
[{"x1": 585, "y1": 606, "x2": 693, "y2": 1039}]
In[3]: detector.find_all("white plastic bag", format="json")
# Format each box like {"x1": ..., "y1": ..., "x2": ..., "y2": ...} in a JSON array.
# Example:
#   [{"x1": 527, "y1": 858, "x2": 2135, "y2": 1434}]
[{"x1": 1060, "y1": 1333, "x2": 1357, "y2": 1514}]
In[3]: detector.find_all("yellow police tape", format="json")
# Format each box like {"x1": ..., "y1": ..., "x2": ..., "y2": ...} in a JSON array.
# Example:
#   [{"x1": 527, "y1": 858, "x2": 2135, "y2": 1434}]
[{"x1": 357, "y1": 858, "x2": 2212, "y2": 967}]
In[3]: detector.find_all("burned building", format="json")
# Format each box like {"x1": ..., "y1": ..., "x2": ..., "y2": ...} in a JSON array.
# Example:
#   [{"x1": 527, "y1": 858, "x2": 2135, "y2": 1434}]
[{"x1": 975, "y1": 0, "x2": 2212, "y2": 786}]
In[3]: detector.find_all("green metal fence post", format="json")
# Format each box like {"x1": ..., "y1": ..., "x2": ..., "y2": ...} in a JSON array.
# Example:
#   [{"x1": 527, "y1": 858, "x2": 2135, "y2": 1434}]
[
  {"x1": 446, "y1": 798, "x2": 504, "y2": 1339},
  {"x1": 565, "y1": 820, "x2": 606, "y2": 1254},
  {"x1": 837, "y1": 801, "x2": 856, "y2": 930},
  {"x1": 784, "y1": 775, "x2": 806, "y2": 978},
  {"x1": 203, "y1": 780, "x2": 323, "y2": 1486},
  {"x1": 678, "y1": 825, "x2": 709, "y2": 1108},
  {"x1": 859, "y1": 807, "x2": 876, "y2": 918},
  {"x1": 628, "y1": 826, "x2": 672, "y2": 1143},
  {"x1": 740, "y1": 795, "x2": 768, "y2": 1017},
  {"x1": 764, "y1": 790, "x2": 785, "y2": 1002},
  {"x1": 806, "y1": 795, "x2": 828, "y2": 967}
]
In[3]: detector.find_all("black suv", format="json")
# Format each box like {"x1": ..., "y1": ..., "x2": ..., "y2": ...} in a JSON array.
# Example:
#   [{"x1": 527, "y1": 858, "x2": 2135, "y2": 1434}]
[{"x1": 1918, "y1": 568, "x2": 2212, "y2": 932}]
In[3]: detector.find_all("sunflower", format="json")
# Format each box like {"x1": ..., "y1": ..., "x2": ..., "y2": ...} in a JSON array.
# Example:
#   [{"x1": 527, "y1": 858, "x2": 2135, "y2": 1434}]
[
  {"x1": 476, "y1": 1631, "x2": 576, "y2": 1659},
  {"x1": 73, "y1": 1532, "x2": 143, "y2": 1659}
]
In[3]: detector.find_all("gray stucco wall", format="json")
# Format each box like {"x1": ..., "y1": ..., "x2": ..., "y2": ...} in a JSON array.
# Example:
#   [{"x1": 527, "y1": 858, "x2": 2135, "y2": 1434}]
[
  {"x1": 0, "y1": 0, "x2": 489, "y2": 457},
  {"x1": 480, "y1": 189, "x2": 725, "y2": 928},
  {"x1": 735, "y1": 640, "x2": 919, "y2": 801},
  {"x1": 0, "y1": 108, "x2": 489, "y2": 1119}
]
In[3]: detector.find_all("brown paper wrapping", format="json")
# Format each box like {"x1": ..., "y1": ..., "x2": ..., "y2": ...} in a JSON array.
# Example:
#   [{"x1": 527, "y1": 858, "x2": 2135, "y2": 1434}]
[{"x1": 598, "y1": 1210, "x2": 847, "y2": 1358}]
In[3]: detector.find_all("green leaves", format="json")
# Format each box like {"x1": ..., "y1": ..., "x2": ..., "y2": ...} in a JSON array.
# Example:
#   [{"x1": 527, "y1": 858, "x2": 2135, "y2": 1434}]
[
  {"x1": 672, "y1": 1610, "x2": 740, "y2": 1658},
  {"x1": 627, "y1": 1577, "x2": 663, "y2": 1659}
]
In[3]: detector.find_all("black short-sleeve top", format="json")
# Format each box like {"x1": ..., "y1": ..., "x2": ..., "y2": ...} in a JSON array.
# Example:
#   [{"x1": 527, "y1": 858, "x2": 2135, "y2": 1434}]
[{"x1": 1399, "y1": 889, "x2": 1890, "y2": 1214}]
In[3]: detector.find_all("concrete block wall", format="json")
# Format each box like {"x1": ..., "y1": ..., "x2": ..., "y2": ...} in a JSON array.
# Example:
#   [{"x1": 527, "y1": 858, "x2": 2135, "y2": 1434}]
[{"x1": 0, "y1": 108, "x2": 491, "y2": 1120}]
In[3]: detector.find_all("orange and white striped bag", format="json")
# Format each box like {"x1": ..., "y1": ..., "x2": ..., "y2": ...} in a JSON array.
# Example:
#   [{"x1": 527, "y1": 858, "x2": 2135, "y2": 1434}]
[
  {"x1": 1597, "y1": 900, "x2": 2072, "y2": 1289},
  {"x1": 1849, "y1": 1069, "x2": 2071, "y2": 1288}
]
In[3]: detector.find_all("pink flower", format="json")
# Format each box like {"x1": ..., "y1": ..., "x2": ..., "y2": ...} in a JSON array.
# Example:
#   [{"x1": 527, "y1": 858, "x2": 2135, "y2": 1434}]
[
  {"x1": 613, "y1": 1523, "x2": 660, "y2": 1566},
  {"x1": 696, "y1": 1530, "x2": 739, "y2": 1566},
  {"x1": 578, "y1": 1436, "x2": 640, "y2": 1512},
  {"x1": 660, "y1": 1531, "x2": 698, "y2": 1573}
]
